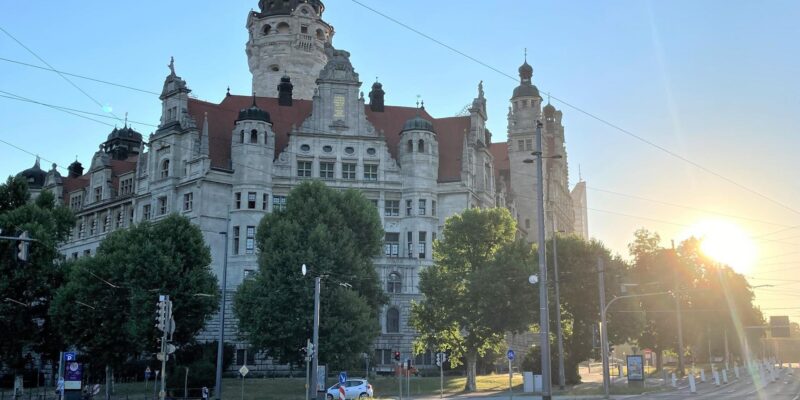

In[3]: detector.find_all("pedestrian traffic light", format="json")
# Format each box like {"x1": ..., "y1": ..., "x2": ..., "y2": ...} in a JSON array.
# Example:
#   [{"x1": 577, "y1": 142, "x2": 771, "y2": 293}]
[
  {"x1": 16, "y1": 231, "x2": 30, "y2": 262},
  {"x1": 393, "y1": 351, "x2": 400, "y2": 362},
  {"x1": 155, "y1": 300, "x2": 168, "y2": 331}
]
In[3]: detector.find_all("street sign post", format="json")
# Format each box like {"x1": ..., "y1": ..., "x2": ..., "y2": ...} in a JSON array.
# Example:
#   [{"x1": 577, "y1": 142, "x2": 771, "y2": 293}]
[
  {"x1": 239, "y1": 365, "x2": 249, "y2": 400},
  {"x1": 507, "y1": 350, "x2": 515, "y2": 399},
  {"x1": 436, "y1": 352, "x2": 447, "y2": 399},
  {"x1": 338, "y1": 371, "x2": 347, "y2": 400}
]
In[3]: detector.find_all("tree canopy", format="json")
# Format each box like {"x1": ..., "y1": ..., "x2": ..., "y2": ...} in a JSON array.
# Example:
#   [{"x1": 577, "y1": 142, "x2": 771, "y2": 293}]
[
  {"x1": 411, "y1": 207, "x2": 535, "y2": 391},
  {"x1": 0, "y1": 177, "x2": 75, "y2": 374},
  {"x1": 234, "y1": 181, "x2": 386, "y2": 370},
  {"x1": 51, "y1": 214, "x2": 220, "y2": 370}
]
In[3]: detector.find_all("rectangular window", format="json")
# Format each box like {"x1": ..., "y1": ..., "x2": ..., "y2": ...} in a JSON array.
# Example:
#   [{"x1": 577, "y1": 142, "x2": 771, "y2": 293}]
[
  {"x1": 235, "y1": 192, "x2": 241, "y2": 209},
  {"x1": 89, "y1": 218, "x2": 96, "y2": 235},
  {"x1": 244, "y1": 269, "x2": 256, "y2": 279},
  {"x1": 83, "y1": 249, "x2": 91, "y2": 257},
  {"x1": 384, "y1": 233, "x2": 399, "y2": 257},
  {"x1": 232, "y1": 226, "x2": 240, "y2": 255},
  {"x1": 297, "y1": 160, "x2": 312, "y2": 177},
  {"x1": 342, "y1": 163, "x2": 356, "y2": 180},
  {"x1": 406, "y1": 200, "x2": 412, "y2": 216},
  {"x1": 262, "y1": 193, "x2": 268, "y2": 210},
  {"x1": 384, "y1": 200, "x2": 399, "y2": 217},
  {"x1": 70, "y1": 194, "x2": 82, "y2": 210},
  {"x1": 418, "y1": 199, "x2": 426, "y2": 216},
  {"x1": 364, "y1": 164, "x2": 378, "y2": 181},
  {"x1": 247, "y1": 192, "x2": 257, "y2": 209},
  {"x1": 418, "y1": 231, "x2": 427, "y2": 259},
  {"x1": 235, "y1": 348, "x2": 255, "y2": 366},
  {"x1": 525, "y1": 138, "x2": 533, "y2": 151},
  {"x1": 432, "y1": 200, "x2": 437, "y2": 216},
  {"x1": 183, "y1": 192, "x2": 193, "y2": 211},
  {"x1": 246, "y1": 226, "x2": 255, "y2": 254},
  {"x1": 119, "y1": 178, "x2": 133, "y2": 196},
  {"x1": 518, "y1": 139, "x2": 525, "y2": 151},
  {"x1": 94, "y1": 187, "x2": 102, "y2": 202},
  {"x1": 407, "y1": 231, "x2": 413, "y2": 258},
  {"x1": 272, "y1": 195, "x2": 287, "y2": 212},
  {"x1": 375, "y1": 349, "x2": 393, "y2": 365},
  {"x1": 319, "y1": 162, "x2": 335, "y2": 179},
  {"x1": 71, "y1": 252, "x2": 78, "y2": 260},
  {"x1": 143, "y1": 204, "x2": 151, "y2": 221},
  {"x1": 158, "y1": 196, "x2": 168, "y2": 215}
]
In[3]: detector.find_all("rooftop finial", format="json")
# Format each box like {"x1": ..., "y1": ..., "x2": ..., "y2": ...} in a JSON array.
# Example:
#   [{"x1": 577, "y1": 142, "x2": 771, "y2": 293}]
[
  {"x1": 168, "y1": 56, "x2": 175, "y2": 75},
  {"x1": 34, "y1": 155, "x2": 40, "y2": 168},
  {"x1": 124, "y1": 112, "x2": 128, "y2": 127},
  {"x1": 524, "y1": 47, "x2": 527, "y2": 62},
  {"x1": 579, "y1": 164, "x2": 583, "y2": 182},
  {"x1": 226, "y1": 86, "x2": 231, "y2": 97},
  {"x1": 478, "y1": 80, "x2": 484, "y2": 98}
]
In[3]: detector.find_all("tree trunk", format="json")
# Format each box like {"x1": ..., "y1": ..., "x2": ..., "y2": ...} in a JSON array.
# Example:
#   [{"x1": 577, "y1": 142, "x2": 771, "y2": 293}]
[
  {"x1": 464, "y1": 351, "x2": 477, "y2": 392},
  {"x1": 655, "y1": 348, "x2": 663, "y2": 372}
]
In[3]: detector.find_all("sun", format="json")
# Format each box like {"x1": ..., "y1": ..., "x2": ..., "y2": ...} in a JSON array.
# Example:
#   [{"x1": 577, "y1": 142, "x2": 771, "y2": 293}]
[{"x1": 683, "y1": 220, "x2": 758, "y2": 274}]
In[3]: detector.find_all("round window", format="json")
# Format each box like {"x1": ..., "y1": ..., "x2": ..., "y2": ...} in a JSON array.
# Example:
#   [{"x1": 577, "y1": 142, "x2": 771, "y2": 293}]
[
  {"x1": 366, "y1": 148, "x2": 377, "y2": 155},
  {"x1": 300, "y1": 144, "x2": 311, "y2": 152},
  {"x1": 344, "y1": 146, "x2": 355, "y2": 154},
  {"x1": 270, "y1": 65, "x2": 280, "y2": 72},
  {"x1": 323, "y1": 145, "x2": 333, "y2": 153}
]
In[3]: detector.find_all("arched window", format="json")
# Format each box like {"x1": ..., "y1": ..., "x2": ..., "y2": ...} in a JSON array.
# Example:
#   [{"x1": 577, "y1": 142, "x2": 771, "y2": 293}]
[
  {"x1": 160, "y1": 159, "x2": 170, "y2": 178},
  {"x1": 240, "y1": 130, "x2": 245, "y2": 143},
  {"x1": 386, "y1": 307, "x2": 400, "y2": 333},
  {"x1": 406, "y1": 139, "x2": 413, "y2": 153},
  {"x1": 250, "y1": 129, "x2": 258, "y2": 144},
  {"x1": 276, "y1": 22, "x2": 290, "y2": 34},
  {"x1": 418, "y1": 139, "x2": 425, "y2": 153},
  {"x1": 316, "y1": 28, "x2": 325, "y2": 40},
  {"x1": 262, "y1": 25, "x2": 272, "y2": 35},
  {"x1": 387, "y1": 272, "x2": 402, "y2": 294}
]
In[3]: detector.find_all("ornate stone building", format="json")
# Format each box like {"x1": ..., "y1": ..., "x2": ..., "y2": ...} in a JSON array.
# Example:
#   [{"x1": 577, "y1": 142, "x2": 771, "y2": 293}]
[{"x1": 17, "y1": 0, "x2": 587, "y2": 372}]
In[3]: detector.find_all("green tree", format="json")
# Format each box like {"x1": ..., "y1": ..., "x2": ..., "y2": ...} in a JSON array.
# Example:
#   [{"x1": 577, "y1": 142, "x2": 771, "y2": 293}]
[
  {"x1": 0, "y1": 177, "x2": 75, "y2": 384},
  {"x1": 51, "y1": 215, "x2": 219, "y2": 383},
  {"x1": 410, "y1": 207, "x2": 535, "y2": 392},
  {"x1": 234, "y1": 181, "x2": 386, "y2": 370}
]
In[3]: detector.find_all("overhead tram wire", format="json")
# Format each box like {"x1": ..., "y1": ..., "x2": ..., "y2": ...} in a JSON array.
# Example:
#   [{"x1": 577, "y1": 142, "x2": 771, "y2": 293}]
[
  {"x1": 0, "y1": 138, "x2": 67, "y2": 172},
  {"x1": 0, "y1": 90, "x2": 155, "y2": 128},
  {"x1": 0, "y1": 25, "x2": 123, "y2": 121},
  {"x1": 349, "y1": 0, "x2": 800, "y2": 219}
]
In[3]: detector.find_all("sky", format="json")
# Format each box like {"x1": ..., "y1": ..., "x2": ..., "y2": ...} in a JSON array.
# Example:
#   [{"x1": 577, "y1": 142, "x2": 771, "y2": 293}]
[{"x1": 1, "y1": 1, "x2": 798, "y2": 317}]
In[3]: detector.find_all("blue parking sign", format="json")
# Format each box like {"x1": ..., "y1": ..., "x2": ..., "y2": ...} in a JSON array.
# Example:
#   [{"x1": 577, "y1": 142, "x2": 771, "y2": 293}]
[
  {"x1": 64, "y1": 352, "x2": 76, "y2": 362},
  {"x1": 338, "y1": 371, "x2": 347, "y2": 385}
]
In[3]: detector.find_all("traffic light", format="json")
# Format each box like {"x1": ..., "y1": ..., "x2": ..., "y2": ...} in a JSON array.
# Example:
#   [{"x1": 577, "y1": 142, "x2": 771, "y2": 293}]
[
  {"x1": 406, "y1": 359, "x2": 412, "y2": 370},
  {"x1": 393, "y1": 351, "x2": 400, "y2": 362},
  {"x1": 155, "y1": 300, "x2": 168, "y2": 331},
  {"x1": 307, "y1": 342, "x2": 315, "y2": 357},
  {"x1": 16, "y1": 231, "x2": 30, "y2": 262}
]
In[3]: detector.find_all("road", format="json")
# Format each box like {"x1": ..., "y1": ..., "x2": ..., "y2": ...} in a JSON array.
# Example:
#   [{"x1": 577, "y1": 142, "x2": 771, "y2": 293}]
[{"x1": 629, "y1": 366, "x2": 800, "y2": 400}]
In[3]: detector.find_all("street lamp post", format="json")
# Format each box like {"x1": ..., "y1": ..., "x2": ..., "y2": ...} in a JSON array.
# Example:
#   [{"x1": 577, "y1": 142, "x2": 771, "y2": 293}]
[
  {"x1": 534, "y1": 120, "x2": 552, "y2": 400},
  {"x1": 551, "y1": 220, "x2": 566, "y2": 390},
  {"x1": 214, "y1": 217, "x2": 230, "y2": 400},
  {"x1": 303, "y1": 264, "x2": 322, "y2": 400}
]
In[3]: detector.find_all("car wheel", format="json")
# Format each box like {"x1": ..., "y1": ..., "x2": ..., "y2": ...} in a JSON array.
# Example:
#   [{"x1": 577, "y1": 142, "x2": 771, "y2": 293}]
[{"x1": 359, "y1": 393, "x2": 369, "y2": 399}]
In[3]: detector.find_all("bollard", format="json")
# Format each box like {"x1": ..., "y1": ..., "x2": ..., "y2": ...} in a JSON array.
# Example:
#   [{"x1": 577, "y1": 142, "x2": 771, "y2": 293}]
[
  {"x1": 722, "y1": 369, "x2": 728, "y2": 384},
  {"x1": 712, "y1": 370, "x2": 720, "y2": 386},
  {"x1": 670, "y1": 373, "x2": 677, "y2": 388},
  {"x1": 700, "y1": 369, "x2": 706, "y2": 383},
  {"x1": 688, "y1": 373, "x2": 697, "y2": 394},
  {"x1": 734, "y1": 363, "x2": 740, "y2": 379}
]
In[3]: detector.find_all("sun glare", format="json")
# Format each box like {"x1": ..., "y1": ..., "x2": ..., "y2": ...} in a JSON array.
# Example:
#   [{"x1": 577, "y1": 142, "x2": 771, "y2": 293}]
[{"x1": 683, "y1": 220, "x2": 758, "y2": 274}]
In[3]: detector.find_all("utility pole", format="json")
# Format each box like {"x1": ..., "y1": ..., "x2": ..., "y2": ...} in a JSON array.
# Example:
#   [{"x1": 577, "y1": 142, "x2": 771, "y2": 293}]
[
  {"x1": 215, "y1": 215, "x2": 230, "y2": 400},
  {"x1": 551, "y1": 218, "x2": 566, "y2": 390},
  {"x1": 671, "y1": 241, "x2": 685, "y2": 376},
  {"x1": 309, "y1": 276, "x2": 321, "y2": 400},
  {"x1": 534, "y1": 120, "x2": 552, "y2": 400},
  {"x1": 597, "y1": 258, "x2": 610, "y2": 399}
]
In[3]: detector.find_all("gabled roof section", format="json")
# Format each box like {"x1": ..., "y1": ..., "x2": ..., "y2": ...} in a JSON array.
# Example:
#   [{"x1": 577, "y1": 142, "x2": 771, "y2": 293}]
[{"x1": 61, "y1": 155, "x2": 138, "y2": 202}]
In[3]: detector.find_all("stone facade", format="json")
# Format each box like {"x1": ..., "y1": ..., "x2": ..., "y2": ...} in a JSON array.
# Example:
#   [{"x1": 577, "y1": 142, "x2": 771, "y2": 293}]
[{"x1": 23, "y1": 0, "x2": 588, "y2": 372}]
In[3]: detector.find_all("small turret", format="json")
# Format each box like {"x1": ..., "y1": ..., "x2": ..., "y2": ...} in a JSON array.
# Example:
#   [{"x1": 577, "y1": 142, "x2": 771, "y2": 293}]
[
  {"x1": 68, "y1": 159, "x2": 84, "y2": 178},
  {"x1": 277, "y1": 74, "x2": 294, "y2": 106},
  {"x1": 369, "y1": 80, "x2": 385, "y2": 112}
]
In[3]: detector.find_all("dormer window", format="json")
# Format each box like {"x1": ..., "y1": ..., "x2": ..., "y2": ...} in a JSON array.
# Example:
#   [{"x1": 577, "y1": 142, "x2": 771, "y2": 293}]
[
  {"x1": 94, "y1": 187, "x2": 102, "y2": 202},
  {"x1": 160, "y1": 159, "x2": 170, "y2": 178}
]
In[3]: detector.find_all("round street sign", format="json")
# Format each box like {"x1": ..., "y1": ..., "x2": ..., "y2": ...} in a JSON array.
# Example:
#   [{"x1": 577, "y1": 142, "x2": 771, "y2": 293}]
[{"x1": 507, "y1": 349, "x2": 515, "y2": 361}]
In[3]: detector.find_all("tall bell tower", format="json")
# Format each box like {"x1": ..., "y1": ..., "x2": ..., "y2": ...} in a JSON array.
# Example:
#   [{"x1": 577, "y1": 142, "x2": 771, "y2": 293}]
[{"x1": 246, "y1": 0, "x2": 334, "y2": 100}]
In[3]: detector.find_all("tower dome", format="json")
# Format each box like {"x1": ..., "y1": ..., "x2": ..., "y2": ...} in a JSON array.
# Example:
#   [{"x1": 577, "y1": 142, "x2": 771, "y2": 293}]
[
  {"x1": 237, "y1": 96, "x2": 271, "y2": 123},
  {"x1": 258, "y1": 0, "x2": 324, "y2": 16},
  {"x1": 512, "y1": 59, "x2": 540, "y2": 99},
  {"x1": 16, "y1": 157, "x2": 46, "y2": 189},
  {"x1": 402, "y1": 115, "x2": 435, "y2": 133},
  {"x1": 518, "y1": 61, "x2": 533, "y2": 81},
  {"x1": 106, "y1": 125, "x2": 143, "y2": 142},
  {"x1": 543, "y1": 102, "x2": 556, "y2": 116}
]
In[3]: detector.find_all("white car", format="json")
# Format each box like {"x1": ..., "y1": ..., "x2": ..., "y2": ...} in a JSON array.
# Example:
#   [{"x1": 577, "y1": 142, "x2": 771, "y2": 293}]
[{"x1": 325, "y1": 378, "x2": 373, "y2": 399}]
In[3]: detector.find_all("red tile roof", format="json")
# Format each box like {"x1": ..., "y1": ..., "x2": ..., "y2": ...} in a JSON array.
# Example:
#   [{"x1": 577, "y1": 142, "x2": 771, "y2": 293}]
[
  {"x1": 189, "y1": 95, "x2": 473, "y2": 182},
  {"x1": 61, "y1": 156, "x2": 138, "y2": 202}
]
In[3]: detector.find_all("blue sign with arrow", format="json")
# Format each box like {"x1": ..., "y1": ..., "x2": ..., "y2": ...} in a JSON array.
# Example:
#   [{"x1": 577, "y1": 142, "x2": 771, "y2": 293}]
[
  {"x1": 506, "y1": 349, "x2": 515, "y2": 361},
  {"x1": 338, "y1": 371, "x2": 347, "y2": 385}
]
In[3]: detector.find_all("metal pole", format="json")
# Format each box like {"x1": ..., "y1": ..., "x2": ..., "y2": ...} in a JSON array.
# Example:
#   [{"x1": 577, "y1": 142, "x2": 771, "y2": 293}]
[
  {"x1": 672, "y1": 243, "x2": 685, "y2": 377},
  {"x1": 439, "y1": 357, "x2": 443, "y2": 399},
  {"x1": 160, "y1": 298, "x2": 170, "y2": 400},
  {"x1": 309, "y1": 276, "x2": 321, "y2": 400},
  {"x1": 534, "y1": 120, "x2": 552, "y2": 400},
  {"x1": 551, "y1": 219, "x2": 566, "y2": 390},
  {"x1": 508, "y1": 358, "x2": 513, "y2": 399},
  {"x1": 153, "y1": 371, "x2": 159, "y2": 400},
  {"x1": 184, "y1": 367, "x2": 189, "y2": 399},
  {"x1": 305, "y1": 339, "x2": 311, "y2": 400},
  {"x1": 598, "y1": 258, "x2": 610, "y2": 399},
  {"x1": 406, "y1": 362, "x2": 410, "y2": 399},
  {"x1": 724, "y1": 329, "x2": 730, "y2": 370},
  {"x1": 398, "y1": 361, "x2": 403, "y2": 400},
  {"x1": 214, "y1": 216, "x2": 230, "y2": 400}
]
